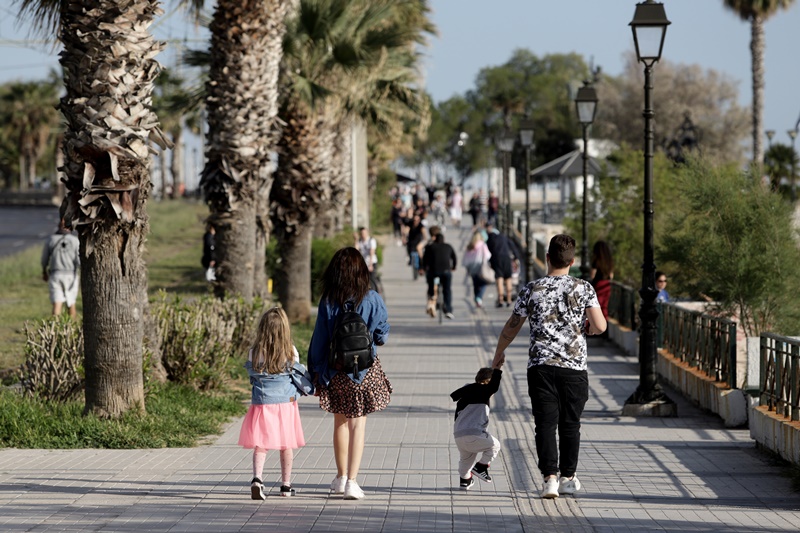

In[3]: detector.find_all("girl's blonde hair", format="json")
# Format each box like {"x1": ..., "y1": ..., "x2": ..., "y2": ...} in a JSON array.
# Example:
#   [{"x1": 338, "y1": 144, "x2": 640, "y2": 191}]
[
  {"x1": 250, "y1": 307, "x2": 293, "y2": 374},
  {"x1": 467, "y1": 231, "x2": 483, "y2": 251}
]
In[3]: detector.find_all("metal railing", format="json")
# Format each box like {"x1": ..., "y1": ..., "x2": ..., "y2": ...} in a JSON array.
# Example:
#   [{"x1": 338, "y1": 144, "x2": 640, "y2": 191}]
[
  {"x1": 608, "y1": 281, "x2": 638, "y2": 331},
  {"x1": 661, "y1": 303, "x2": 737, "y2": 388},
  {"x1": 760, "y1": 333, "x2": 800, "y2": 422}
]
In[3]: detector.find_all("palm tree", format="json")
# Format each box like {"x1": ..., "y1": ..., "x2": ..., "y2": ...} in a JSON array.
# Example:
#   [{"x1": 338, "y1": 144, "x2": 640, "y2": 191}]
[
  {"x1": 723, "y1": 0, "x2": 795, "y2": 166},
  {"x1": 190, "y1": 0, "x2": 292, "y2": 301},
  {"x1": 0, "y1": 78, "x2": 61, "y2": 190},
  {"x1": 16, "y1": 0, "x2": 171, "y2": 417},
  {"x1": 272, "y1": 0, "x2": 432, "y2": 322}
]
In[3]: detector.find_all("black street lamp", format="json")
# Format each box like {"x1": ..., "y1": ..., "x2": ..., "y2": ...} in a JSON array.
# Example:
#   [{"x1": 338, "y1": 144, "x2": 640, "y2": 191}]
[
  {"x1": 623, "y1": 0, "x2": 677, "y2": 417},
  {"x1": 574, "y1": 80, "x2": 598, "y2": 280},
  {"x1": 495, "y1": 135, "x2": 516, "y2": 235},
  {"x1": 789, "y1": 129, "x2": 797, "y2": 202},
  {"x1": 519, "y1": 119, "x2": 535, "y2": 283}
]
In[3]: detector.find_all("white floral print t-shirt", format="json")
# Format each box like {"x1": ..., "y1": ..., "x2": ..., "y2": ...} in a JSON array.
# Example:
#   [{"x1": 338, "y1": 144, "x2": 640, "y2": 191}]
[{"x1": 512, "y1": 275, "x2": 600, "y2": 371}]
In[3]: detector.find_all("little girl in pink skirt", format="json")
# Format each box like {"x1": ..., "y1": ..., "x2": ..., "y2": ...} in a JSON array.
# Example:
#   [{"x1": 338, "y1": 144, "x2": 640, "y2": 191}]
[{"x1": 238, "y1": 307, "x2": 308, "y2": 499}]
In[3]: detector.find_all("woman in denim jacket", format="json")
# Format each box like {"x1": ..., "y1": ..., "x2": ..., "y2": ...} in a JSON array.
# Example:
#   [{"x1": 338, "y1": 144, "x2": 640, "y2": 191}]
[{"x1": 308, "y1": 247, "x2": 391, "y2": 500}]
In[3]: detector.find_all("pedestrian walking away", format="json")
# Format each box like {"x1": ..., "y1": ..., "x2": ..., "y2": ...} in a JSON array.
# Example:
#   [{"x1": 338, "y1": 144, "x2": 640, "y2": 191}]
[
  {"x1": 451, "y1": 365, "x2": 504, "y2": 490},
  {"x1": 492, "y1": 234, "x2": 607, "y2": 499},
  {"x1": 462, "y1": 230, "x2": 492, "y2": 308},
  {"x1": 238, "y1": 307, "x2": 309, "y2": 500},
  {"x1": 485, "y1": 222, "x2": 518, "y2": 307},
  {"x1": 41, "y1": 218, "x2": 80, "y2": 318},
  {"x1": 421, "y1": 229, "x2": 457, "y2": 319},
  {"x1": 308, "y1": 247, "x2": 392, "y2": 500}
]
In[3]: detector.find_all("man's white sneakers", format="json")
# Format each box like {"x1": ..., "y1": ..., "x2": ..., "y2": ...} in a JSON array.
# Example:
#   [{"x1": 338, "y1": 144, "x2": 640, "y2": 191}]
[
  {"x1": 541, "y1": 477, "x2": 559, "y2": 498},
  {"x1": 558, "y1": 475, "x2": 581, "y2": 495}
]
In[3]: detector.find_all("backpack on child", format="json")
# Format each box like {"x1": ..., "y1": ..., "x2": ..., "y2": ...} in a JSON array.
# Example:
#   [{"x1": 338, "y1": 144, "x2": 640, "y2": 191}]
[{"x1": 329, "y1": 301, "x2": 374, "y2": 378}]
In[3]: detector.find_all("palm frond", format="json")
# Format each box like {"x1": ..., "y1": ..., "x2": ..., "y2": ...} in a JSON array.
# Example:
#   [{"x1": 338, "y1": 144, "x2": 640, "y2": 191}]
[{"x1": 14, "y1": 0, "x2": 61, "y2": 35}]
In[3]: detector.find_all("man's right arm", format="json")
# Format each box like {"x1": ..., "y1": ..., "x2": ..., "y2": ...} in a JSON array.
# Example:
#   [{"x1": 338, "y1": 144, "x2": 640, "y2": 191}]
[{"x1": 492, "y1": 313, "x2": 525, "y2": 368}]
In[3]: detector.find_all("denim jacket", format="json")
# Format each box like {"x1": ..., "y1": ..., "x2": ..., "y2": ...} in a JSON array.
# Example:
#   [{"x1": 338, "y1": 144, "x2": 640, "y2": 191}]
[
  {"x1": 308, "y1": 290, "x2": 389, "y2": 387},
  {"x1": 246, "y1": 347, "x2": 301, "y2": 405}
]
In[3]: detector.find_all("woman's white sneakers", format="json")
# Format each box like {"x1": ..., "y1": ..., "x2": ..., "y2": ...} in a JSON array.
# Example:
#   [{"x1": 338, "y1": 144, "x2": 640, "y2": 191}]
[
  {"x1": 343, "y1": 479, "x2": 365, "y2": 500},
  {"x1": 330, "y1": 475, "x2": 347, "y2": 494}
]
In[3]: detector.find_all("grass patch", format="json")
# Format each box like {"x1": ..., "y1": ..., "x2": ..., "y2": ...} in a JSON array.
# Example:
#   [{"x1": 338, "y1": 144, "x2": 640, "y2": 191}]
[
  {"x1": 0, "y1": 382, "x2": 246, "y2": 449},
  {"x1": 0, "y1": 199, "x2": 212, "y2": 370},
  {"x1": 145, "y1": 199, "x2": 210, "y2": 296}
]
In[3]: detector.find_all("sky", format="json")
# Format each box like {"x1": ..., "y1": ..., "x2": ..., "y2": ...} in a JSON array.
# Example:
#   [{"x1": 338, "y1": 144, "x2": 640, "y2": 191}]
[{"x1": 1, "y1": 0, "x2": 800, "y2": 148}]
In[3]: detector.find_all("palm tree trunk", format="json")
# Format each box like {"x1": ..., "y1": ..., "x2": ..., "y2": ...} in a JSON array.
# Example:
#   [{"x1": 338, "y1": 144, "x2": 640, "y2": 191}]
[
  {"x1": 200, "y1": 0, "x2": 290, "y2": 301},
  {"x1": 253, "y1": 190, "x2": 271, "y2": 300},
  {"x1": 81, "y1": 214, "x2": 148, "y2": 416},
  {"x1": 751, "y1": 15, "x2": 765, "y2": 166},
  {"x1": 170, "y1": 127, "x2": 183, "y2": 198},
  {"x1": 18, "y1": 154, "x2": 27, "y2": 191},
  {"x1": 275, "y1": 212, "x2": 314, "y2": 324},
  {"x1": 57, "y1": 0, "x2": 170, "y2": 418},
  {"x1": 159, "y1": 147, "x2": 168, "y2": 199}
]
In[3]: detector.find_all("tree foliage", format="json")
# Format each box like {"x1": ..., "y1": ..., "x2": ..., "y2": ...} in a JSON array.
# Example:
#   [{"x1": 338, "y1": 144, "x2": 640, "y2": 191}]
[
  {"x1": 563, "y1": 147, "x2": 683, "y2": 287},
  {"x1": 660, "y1": 157, "x2": 800, "y2": 336},
  {"x1": 597, "y1": 53, "x2": 749, "y2": 164}
]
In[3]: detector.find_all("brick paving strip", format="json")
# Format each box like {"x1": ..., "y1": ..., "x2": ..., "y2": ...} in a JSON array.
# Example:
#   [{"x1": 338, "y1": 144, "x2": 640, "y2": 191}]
[{"x1": 1, "y1": 225, "x2": 798, "y2": 532}]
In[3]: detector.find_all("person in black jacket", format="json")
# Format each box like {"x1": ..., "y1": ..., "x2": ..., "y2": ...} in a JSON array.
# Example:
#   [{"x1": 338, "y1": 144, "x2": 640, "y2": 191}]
[
  {"x1": 421, "y1": 229, "x2": 457, "y2": 318},
  {"x1": 450, "y1": 365, "x2": 503, "y2": 489}
]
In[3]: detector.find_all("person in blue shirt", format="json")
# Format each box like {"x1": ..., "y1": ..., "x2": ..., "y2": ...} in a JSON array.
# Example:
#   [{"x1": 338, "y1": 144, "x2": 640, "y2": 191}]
[
  {"x1": 655, "y1": 271, "x2": 670, "y2": 303},
  {"x1": 308, "y1": 247, "x2": 391, "y2": 500}
]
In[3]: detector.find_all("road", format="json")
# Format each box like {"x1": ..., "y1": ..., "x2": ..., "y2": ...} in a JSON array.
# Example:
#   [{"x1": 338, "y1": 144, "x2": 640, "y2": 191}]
[{"x1": 0, "y1": 206, "x2": 60, "y2": 258}]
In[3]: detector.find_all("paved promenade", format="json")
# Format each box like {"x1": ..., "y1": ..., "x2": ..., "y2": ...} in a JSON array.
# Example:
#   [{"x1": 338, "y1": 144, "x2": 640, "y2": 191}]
[{"x1": 1, "y1": 225, "x2": 799, "y2": 532}]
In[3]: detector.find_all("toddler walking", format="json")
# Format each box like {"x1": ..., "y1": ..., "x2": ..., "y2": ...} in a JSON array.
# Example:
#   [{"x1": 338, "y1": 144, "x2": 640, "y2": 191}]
[
  {"x1": 450, "y1": 365, "x2": 503, "y2": 490},
  {"x1": 238, "y1": 307, "x2": 308, "y2": 499}
]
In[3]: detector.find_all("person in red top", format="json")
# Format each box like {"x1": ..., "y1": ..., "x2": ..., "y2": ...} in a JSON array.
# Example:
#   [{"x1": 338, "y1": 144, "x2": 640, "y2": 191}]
[{"x1": 590, "y1": 241, "x2": 614, "y2": 321}]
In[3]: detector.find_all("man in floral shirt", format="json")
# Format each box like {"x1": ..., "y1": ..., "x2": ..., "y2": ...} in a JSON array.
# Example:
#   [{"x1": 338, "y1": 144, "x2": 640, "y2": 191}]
[{"x1": 492, "y1": 234, "x2": 606, "y2": 499}]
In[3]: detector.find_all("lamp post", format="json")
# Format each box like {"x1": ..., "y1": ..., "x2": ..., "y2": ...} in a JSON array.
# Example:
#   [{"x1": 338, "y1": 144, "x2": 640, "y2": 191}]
[
  {"x1": 574, "y1": 81, "x2": 598, "y2": 280},
  {"x1": 519, "y1": 119, "x2": 535, "y2": 283},
  {"x1": 766, "y1": 129, "x2": 775, "y2": 147},
  {"x1": 623, "y1": 0, "x2": 676, "y2": 417},
  {"x1": 496, "y1": 135, "x2": 516, "y2": 235},
  {"x1": 789, "y1": 129, "x2": 797, "y2": 202}
]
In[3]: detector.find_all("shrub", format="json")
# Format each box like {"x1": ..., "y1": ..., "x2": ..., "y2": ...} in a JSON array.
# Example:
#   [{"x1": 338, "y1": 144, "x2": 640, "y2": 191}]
[
  {"x1": 18, "y1": 316, "x2": 84, "y2": 402},
  {"x1": 152, "y1": 292, "x2": 265, "y2": 390}
]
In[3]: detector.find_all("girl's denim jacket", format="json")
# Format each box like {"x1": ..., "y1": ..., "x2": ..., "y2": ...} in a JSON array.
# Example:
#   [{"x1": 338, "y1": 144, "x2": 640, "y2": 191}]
[
  {"x1": 246, "y1": 347, "x2": 301, "y2": 405},
  {"x1": 307, "y1": 290, "x2": 389, "y2": 387}
]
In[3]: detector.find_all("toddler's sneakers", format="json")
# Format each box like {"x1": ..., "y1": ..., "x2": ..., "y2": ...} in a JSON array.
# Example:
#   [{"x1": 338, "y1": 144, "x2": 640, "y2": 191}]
[
  {"x1": 250, "y1": 478, "x2": 266, "y2": 501},
  {"x1": 471, "y1": 462, "x2": 492, "y2": 483},
  {"x1": 558, "y1": 475, "x2": 581, "y2": 495},
  {"x1": 459, "y1": 476, "x2": 475, "y2": 490},
  {"x1": 279, "y1": 484, "x2": 296, "y2": 497},
  {"x1": 330, "y1": 475, "x2": 347, "y2": 494}
]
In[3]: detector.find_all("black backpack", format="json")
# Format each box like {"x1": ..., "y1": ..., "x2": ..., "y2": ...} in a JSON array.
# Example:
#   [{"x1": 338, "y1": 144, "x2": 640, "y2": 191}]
[{"x1": 329, "y1": 301, "x2": 374, "y2": 378}]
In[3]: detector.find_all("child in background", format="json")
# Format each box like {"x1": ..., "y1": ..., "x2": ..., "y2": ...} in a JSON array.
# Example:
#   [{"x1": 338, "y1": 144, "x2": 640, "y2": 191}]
[
  {"x1": 238, "y1": 308, "x2": 307, "y2": 499},
  {"x1": 450, "y1": 365, "x2": 503, "y2": 490}
]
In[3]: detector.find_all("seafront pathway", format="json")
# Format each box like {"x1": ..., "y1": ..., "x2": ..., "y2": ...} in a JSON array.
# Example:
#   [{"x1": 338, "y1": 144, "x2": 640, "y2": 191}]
[{"x1": 1, "y1": 224, "x2": 798, "y2": 532}]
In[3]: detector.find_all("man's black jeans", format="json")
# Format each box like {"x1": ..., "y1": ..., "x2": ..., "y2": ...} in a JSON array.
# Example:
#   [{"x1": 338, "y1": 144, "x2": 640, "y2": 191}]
[{"x1": 527, "y1": 365, "x2": 589, "y2": 479}]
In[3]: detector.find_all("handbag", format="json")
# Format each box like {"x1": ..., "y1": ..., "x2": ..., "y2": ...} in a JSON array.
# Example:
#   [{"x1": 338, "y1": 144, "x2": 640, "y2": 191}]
[
  {"x1": 289, "y1": 362, "x2": 315, "y2": 396},
  {"x1": 480, "y1": 256, "x2": 495, "y2": 283}
]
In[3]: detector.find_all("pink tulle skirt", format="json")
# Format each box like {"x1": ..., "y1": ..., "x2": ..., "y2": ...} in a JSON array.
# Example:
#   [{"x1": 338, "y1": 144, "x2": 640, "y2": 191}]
[{"x1": 238, "y1": 401, "x2": 305, "y2": 450}]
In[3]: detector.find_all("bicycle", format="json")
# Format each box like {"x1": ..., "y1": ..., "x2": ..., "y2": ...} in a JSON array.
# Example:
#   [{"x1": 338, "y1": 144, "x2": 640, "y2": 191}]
[{"x1": 433, "y1": 276, "x2": 444, "y2": 323}]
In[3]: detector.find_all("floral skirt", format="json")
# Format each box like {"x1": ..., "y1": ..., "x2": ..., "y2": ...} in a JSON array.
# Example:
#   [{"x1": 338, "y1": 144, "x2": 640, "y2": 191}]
[{"x1": 318, "y1": 357, "x2": 392, "y2": 418}]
